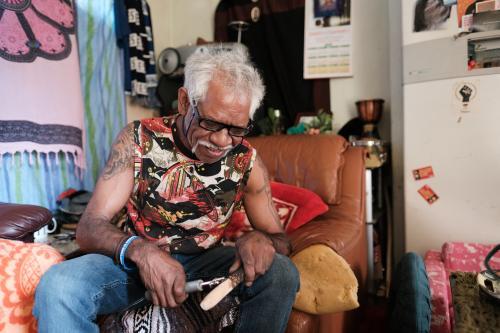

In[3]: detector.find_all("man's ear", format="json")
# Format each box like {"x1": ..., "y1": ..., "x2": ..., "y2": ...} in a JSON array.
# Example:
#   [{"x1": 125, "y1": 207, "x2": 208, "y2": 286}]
[{"x1": 177, "y1": 87, "x2": 190, "y2": 115}]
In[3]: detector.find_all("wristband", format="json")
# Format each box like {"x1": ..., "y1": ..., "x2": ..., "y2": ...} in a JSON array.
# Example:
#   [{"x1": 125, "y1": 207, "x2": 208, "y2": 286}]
[
  {"x1": 119, "y1": 235, "x2": 140, "y2": 271},
  {"x1": 114, "y1": 235, "x2": 129, "y2": 264}
]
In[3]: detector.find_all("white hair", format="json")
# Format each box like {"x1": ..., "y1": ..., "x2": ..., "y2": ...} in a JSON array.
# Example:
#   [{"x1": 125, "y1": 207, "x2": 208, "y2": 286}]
[{"x1": 183, "y1": 44, "x2": 265, "y2": 119}]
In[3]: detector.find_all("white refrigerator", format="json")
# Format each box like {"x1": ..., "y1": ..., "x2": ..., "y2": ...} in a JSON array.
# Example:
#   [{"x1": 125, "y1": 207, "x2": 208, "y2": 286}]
[
  {"x1": 402, "y1": 1, "x2": 500, "y2": 254},
  {"x1": 404, "y1": 74, "x2": 500, "y2": 254}
]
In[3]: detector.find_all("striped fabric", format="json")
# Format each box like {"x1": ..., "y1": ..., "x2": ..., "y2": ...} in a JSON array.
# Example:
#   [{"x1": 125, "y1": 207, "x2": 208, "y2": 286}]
[
  {"x1": 0, "y1": 0, "x2": 126, "y2": 210},
  {"x1": 77, "y1": 0, "x2": 127, "y2": 190}
]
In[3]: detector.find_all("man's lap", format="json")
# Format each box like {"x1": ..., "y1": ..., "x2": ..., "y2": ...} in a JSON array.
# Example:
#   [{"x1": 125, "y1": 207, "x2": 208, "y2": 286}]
[
  {"x1": 35, "y1": 253, "x2": 146, "y2": 315},
  {"x1": 36, "y1": 245, "x2": 296, "y2": 316}
]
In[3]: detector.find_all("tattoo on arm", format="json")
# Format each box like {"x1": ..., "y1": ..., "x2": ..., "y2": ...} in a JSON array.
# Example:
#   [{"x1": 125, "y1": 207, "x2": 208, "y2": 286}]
[
  {"x1": 242, "y1": 155, "x2": 292, "y2": 254},
  {"x1": 102, "y1": 124, "x2": 135, "y2": 180},
  {"x1": 254, "y1": 155, "x2": 281, "y2": 228}
]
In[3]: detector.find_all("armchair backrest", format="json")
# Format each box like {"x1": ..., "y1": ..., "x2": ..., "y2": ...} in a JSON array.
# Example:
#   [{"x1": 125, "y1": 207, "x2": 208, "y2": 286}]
[
  {"x1": 248, "y1": 134, "x2": 348, "y2": 205},
  {"x1": 248, "y1": 134, "x2": 367, "y2": 295},
  {"x1": 248, "y1": 134, "x2": 366, "y2": 251}
]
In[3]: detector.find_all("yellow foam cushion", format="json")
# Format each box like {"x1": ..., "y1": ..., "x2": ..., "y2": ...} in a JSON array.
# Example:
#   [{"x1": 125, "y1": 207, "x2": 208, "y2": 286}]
[{"x1": 291, "y1": 244, "x2": 359, "y2": 314}]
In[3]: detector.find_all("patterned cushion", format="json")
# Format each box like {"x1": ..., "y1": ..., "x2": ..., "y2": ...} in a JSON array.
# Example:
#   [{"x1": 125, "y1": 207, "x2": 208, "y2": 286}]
[
  {"x1": 0, "y1": 239, "x2": 64, "y2": 332},
  {"x1": 269, "y1": 182, "x2": 329, "y2": 233},
  {"x1": 117, "y1": 291, "x2": 239, "y2": 333},
  {"x1": 223, "y1": 182, "x2": 328, "y2": 242},
  {"x1": 424, "y1": 253, "x2": 451, "y2": 333},
  {"x1": 441, "y1": 242, "x2": 498, "y2": 272}
]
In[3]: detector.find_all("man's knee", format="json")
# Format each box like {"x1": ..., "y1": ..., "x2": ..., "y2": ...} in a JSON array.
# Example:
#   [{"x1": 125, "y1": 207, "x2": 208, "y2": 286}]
[
  {"x1": 34, "y1": 262, "x2": 79, "y2": 319},
  {"x1": 36, "y1": 260, "x2": 85, "y2": 306},
  {"x1": 267, "y1": 254, "x2": 300, "y2": 293},
  {"x1": 35, "y1": 254, "x2": 112, "y2": 310}
]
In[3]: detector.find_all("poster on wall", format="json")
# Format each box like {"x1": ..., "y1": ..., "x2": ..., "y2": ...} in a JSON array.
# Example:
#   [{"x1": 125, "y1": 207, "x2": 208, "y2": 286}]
[
  {"x1": 303, "y1": 0, "x2": 352, "y2": 79},
  {"x1": 403, "y1": 0, "x2": 460, "y2": 45},
  {"x1": 404, "y1": 0, "x2": 500, "y2": 45}
]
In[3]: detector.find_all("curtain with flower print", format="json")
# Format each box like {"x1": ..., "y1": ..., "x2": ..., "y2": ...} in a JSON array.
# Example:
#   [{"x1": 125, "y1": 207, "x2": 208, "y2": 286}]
[{"x1": 0, "y1": 0, "x2": 126, "y2": 210}]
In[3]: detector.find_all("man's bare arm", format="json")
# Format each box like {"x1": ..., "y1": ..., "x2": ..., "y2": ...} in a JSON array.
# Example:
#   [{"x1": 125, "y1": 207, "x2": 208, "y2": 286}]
[
  {"x1": 76, "y1": 123, "x2": 187, "y2": 308},
  {"x1": 76, "y1": 123, "x2": 140, "y2": 255},
  {"x1": 242, "y1": 154, "x2": 291, "y2": 255},
  {"x1": 229, "y1": 153, "x2": 292, "y2": 286}
]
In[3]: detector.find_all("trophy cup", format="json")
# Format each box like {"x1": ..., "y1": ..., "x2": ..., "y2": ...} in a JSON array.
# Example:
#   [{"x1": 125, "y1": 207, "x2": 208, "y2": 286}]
[
  {"x1": 356, "y1": 99, "x2": 384, "y2": 139},
  {"x1": 351, "y1": 99, "x2": 387, "y2": 168}
]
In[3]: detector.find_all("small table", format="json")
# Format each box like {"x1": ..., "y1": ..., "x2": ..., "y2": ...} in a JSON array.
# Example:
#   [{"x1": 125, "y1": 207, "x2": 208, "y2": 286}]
[
  {"x1": 450, "y1": 272, "x2": 500, "y2": 333},
  {"x1": 352, "y1": 138, "x2": 389, "y2": 295}
]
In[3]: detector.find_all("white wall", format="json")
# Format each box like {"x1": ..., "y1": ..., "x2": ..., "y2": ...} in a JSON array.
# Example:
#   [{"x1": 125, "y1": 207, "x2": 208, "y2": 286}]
[
  {"x1": 168, "y1": 0, "x2": 220, "y2": 47},
  {"x1": 404, "y1": 76, "x2": 500, "y2": 254},
  {"x1": 148, "y1": 0, "x2": 172, "y2": 59},
  {"x1": 148, "y1": 0, "x2": 219, "y2": 54},
  {"x1": 330, "y1": 0, "x2": 391, "y2": 141}
]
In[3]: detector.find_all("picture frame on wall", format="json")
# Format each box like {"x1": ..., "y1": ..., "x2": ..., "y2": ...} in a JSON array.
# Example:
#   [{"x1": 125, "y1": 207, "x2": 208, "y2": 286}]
[{"x1": 294, "y1": 112, "x2": 319, "y2": 125}]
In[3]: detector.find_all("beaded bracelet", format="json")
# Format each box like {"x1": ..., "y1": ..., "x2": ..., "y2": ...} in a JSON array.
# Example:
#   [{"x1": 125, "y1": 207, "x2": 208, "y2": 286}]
[
  {"x1": 119, "y1": 235, "x2": 139, "y2": 271},
  {"x1": 114, "y1": 235, "x2": 130, "y2": 265}
]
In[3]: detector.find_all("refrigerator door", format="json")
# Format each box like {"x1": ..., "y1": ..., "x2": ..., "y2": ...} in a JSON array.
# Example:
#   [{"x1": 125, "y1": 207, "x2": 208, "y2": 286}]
[{"x1": 404, "y1": 74, "x2": 500, "y2": 254}]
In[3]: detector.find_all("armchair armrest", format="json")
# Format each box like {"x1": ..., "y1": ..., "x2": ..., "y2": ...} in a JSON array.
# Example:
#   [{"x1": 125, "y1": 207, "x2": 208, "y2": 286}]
[
  {"x1": 291, "y1": 244, "x2": 359, "y2": 314},
  {"x1": 288, "y1": 206, "x2": 367, "y2": 315},
  {"x1": 0, "y1": 203, "x2": 52, "y2": 242},
  {"x1": 289, "y1": 212, "x2": 364, "y2": 257}
]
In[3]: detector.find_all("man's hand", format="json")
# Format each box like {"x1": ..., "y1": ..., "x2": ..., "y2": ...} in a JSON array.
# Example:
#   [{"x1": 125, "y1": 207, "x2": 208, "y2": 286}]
[
  {"x1": 234, "y1": 153, "x2": 292, "y2": 287},
  {"x1": 129, "y1": 240, "x2": 187, "y2": 308},
  {"x1": 229, "y1": 230, "x2": 276, "y2": 287}
]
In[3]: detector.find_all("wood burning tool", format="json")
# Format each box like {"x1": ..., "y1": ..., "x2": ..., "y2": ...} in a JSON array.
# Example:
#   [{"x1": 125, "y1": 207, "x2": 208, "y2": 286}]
[
  {"x1": 200, "y1": 269, "x2": 244, "y2": 311},
  {"x1": 144, "y1": 276, "x2": 227, "y2": 301}
]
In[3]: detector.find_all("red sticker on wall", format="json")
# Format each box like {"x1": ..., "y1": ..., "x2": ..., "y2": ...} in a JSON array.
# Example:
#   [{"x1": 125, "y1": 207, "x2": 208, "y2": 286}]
[
  {"x1": 413, "y1": 166, "x2": 435, "y2": 180},
  {"x1": 418, "y1": 185, "x2": 439, "y2": 204}
]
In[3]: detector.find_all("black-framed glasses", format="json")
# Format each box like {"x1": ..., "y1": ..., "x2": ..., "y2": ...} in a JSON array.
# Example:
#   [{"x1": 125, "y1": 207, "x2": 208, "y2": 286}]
[{"x1": 191, "y1": 103, "x2": 252, "y2": 137}]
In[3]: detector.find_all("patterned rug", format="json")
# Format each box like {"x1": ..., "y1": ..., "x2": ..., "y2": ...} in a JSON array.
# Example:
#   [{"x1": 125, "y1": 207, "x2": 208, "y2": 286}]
[
  {"x1": 450, "y1": 272, "x2": 499, "y2": 333},
  {"x1": 100, "y1": 291, "x2": 239, "y2": 333}
]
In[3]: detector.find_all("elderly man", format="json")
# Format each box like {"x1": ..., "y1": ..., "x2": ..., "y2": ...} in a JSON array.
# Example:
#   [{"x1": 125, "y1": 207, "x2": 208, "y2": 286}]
[{"x1": 33, "y1": 46, "x2": 299, "y2": 333}]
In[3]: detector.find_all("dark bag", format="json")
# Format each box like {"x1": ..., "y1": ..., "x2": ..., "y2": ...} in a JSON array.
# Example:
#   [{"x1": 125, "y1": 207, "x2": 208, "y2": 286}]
[{"x1": 53, "y1": 189, "x2": 92, "y2": 231}]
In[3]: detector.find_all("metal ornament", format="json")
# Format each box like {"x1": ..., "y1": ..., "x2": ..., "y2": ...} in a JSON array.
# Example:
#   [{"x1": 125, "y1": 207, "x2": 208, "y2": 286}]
[{"x1": 251, "y1": 6, "x2": 260, "y2": 23}]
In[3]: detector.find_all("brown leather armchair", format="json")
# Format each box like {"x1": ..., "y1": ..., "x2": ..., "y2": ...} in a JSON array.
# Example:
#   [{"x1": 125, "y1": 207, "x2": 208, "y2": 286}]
[
  {"x1": 249, "y1": 134, "x2": 367, "y2": 333},
  {"x1": 0, "y1": 203, "x2": 52, "y2": 242}
]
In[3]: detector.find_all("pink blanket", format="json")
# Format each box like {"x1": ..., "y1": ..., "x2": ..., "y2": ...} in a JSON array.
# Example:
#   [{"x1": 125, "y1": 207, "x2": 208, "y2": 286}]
[
  {"x1": 0, "y1": 0, "x2": 85, "y2": 169},
  {"x1": 425, "y1": 242, "x2": 499, "y2": 333}
]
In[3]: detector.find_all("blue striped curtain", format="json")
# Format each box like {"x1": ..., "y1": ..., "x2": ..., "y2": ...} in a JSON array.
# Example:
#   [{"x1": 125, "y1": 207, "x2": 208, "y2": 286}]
[
  {"x1": 77, "y1": 0, "x2": 127, "y2": 190},
  {"x1": 0, "y1": 0, "x2": 126, "y2": 210},
  {"x1": 0, "y1": 152, "x2": 84, "y2": 209}
]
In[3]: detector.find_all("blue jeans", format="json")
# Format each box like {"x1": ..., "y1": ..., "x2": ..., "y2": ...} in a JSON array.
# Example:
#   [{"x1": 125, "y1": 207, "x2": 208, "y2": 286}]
[{"x1": 33, "y1": 246, "x2": 299, "y2": 333}]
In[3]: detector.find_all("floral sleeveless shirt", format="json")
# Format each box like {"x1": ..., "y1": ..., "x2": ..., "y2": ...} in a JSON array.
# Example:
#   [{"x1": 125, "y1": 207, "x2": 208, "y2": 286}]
[{"x1": 125, "y1": 117, "x2": 256, "y2": 254}]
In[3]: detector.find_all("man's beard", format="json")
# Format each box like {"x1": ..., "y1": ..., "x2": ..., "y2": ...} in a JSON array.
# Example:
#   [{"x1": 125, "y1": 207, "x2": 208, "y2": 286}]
[{"x1": 191, "y1": 139, "x2": 234, "y2": 159}]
